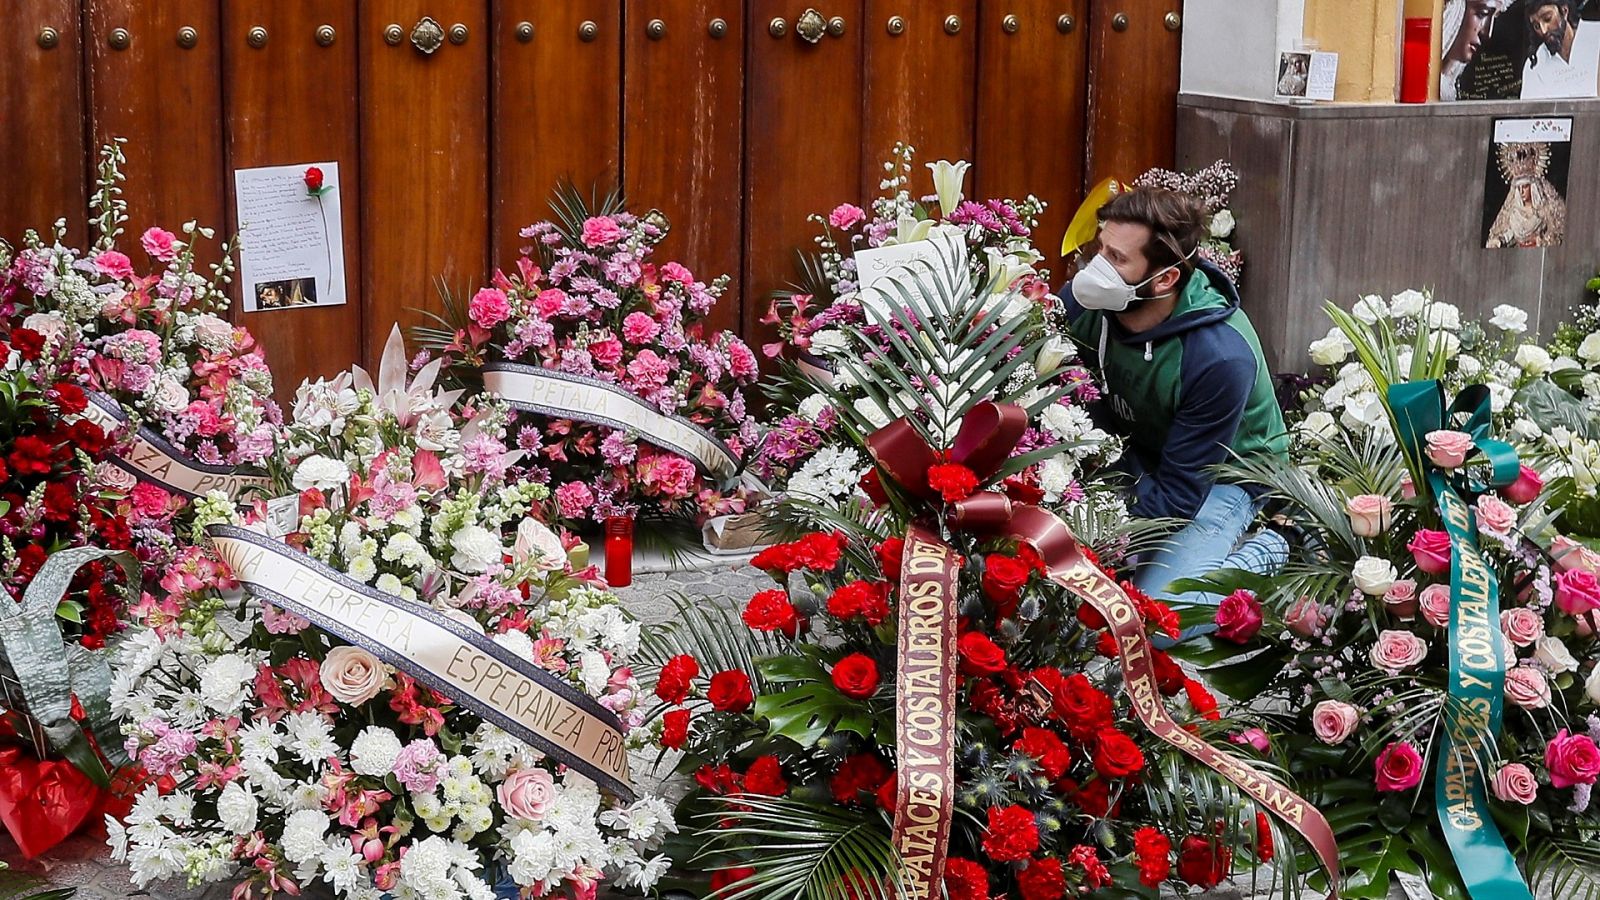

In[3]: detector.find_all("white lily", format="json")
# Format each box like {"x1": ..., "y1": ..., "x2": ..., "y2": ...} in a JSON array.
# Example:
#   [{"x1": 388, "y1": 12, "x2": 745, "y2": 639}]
[
  {"x1": 352, "y1": 325, "x2": 464, "y2": 431},
  {"x1": 1036, "y1": 335, "x2": 1074, "y2": 376},
  {"x1": 926, "y1": 159, "x2": 972, "y2": 217},
  {"x1": 984, "y1": 246, "x2": 1035, "y2": 295},
  {"x1": 883, "y1": 214, "x2": 936, "y2": 246}
]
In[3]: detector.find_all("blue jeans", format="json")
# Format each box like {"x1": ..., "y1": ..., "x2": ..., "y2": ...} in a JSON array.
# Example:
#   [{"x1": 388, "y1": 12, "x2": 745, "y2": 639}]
[{"x1": 1134, "y1": 483, "x2": 1288, "y2": 646}]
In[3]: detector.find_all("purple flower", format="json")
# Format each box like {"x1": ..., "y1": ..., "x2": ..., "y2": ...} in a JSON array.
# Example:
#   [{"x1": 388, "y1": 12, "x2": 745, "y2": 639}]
[{"x1": 600, "y1": 430, "x2": 638, "y2": 466}]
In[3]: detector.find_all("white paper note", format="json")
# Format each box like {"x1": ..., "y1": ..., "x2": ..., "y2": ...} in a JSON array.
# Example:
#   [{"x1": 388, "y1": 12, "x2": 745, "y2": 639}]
[
  {"x1": 853, "y1": 228, "x2": 968, "y2": 324},
  {"x1": 234, "y1": 162, "x2": 347, "y2": 312}
]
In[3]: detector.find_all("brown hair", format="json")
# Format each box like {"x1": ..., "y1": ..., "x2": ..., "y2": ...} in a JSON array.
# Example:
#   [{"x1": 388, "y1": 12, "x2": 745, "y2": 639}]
[{"x1": 1098, "y1": 187, "x2": 1205, "y2": 285}]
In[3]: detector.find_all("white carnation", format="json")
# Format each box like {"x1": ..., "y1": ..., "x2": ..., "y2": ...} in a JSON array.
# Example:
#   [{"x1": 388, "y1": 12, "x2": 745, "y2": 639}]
[
  {"x1": 1424, "y1": 301, "x2": 1460, "y2": 331},
  {"x1": 1490, "y1": 304, "x2": 1529, "y2": 333},
  {"x1": 808, "y1": 329, "x2": 850, "y2": 357},
  {"x1": 1351, "y1": 295, "x2": 1387, "y2": 325},
  {"x1": 449, "y1": 524, "x2": 503, "y2": 574},
  {"x1": 350, "y1": 726, "x2": 404, "y2": 777},
  {"x1": 197, "y1": 653, "x2": 256, "y2": 714},
  {"x1": 1579, "y1": 332, "x2": 1600, "y2": 365},
  {"x1": 292, "y1": 455, "x2": 350, "y2": 492},
  {"x1": 1388, "y1": 289, "x2": 1427, "y2": 318},
  {"x1": 1514, "y1": 343, "x2": 1552, "y2": 376},
  {"x1": 796, "y1": 393, "x2": 830, "y2": 422}
]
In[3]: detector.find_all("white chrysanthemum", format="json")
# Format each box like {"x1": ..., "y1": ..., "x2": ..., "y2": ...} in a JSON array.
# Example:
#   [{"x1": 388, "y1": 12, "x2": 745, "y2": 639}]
[
  {"x1": 347, "y1": 554, "x2": 378, "y2": 583},
  {"x1": 788, "y1": 445, "x2": 867, "y2": 502},
  {"x1": 508, "y1": 828, "x2": 558, "y2": 886},
  {"x1": 1490, "y1": 304, "x2": 1529, "y2": 333},
  {"x1": 237, "y1": 720, "x2": 281, "y2": 762},
  {"x1": 375, "y1": 572, "x2": 405, "y2": 596},
  {"x1": 217, "y1": 780, "x2": 258, "y2": 833},
  {"x1": 287, "y1": 711, "x2": 337, "y2": 767},
  {"x1": 280, "y1": 809, "x2": 331, "y2": 864},
  {"x1": 600, "y1": 796, "x2": 678, "y2": 843},
  {"x1": 198, "y1": 653, "x2": 256, "y2": 713},
  {"x1": 350, "y1": 726, "x2": 404, "y2": 777},
  {"x1": 320, "y1": 844, "x2": 367, "y2": 895},
  {"x1": 292, "y1": 454, "x2": 350, "y2": 492}
]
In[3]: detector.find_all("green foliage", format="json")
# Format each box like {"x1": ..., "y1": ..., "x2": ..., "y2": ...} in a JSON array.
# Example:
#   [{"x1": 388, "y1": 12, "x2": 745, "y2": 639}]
[
  {"x1": 691, "y1": 796, "x2": 910, "y2": 900},
  {"x1": 1521, "y1": 824, "x2": 1600, "y2": 900}
]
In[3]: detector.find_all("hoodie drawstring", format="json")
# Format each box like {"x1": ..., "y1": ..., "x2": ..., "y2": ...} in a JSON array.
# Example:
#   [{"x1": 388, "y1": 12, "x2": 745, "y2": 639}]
[{"x1": 1144, "y1": 341, "x2": 1153, "y2": 361}]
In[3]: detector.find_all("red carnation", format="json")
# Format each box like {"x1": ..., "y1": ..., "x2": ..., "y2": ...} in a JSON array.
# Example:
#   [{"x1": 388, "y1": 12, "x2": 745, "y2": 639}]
[
  {"x1": 830, "y1": 653, "x2": 880, "y2": 700},
  {"x1": 743, "y1": 755, "x2": 789, "y2": 796},
  {"x1": 743, "y1": 589, "x2": 800, "y2": 636},
  {"x1": 875, "y1": 536, "x2": 905, "y2": 581},
  {"x1": 859, "y1": 467, "x2": 889, "y2": 505},
  {"x1": 958, "y1": 631, "x2": 1008, "y2": 676},
  {"x1": 1134, "y1": 827, "x2": 1172, "y2": 888},
  {"x1": 1094, "y1": 630, "x2": 1118, "y2": 658},
  {"x1": 1141, "y1": 597, "x2": 1182, "y2": 639},
  {"x1": 1068, "y1": 845, "x2": 1111, "y2": 890},
  {"x1": 981, "y1": 804, "x2": 1040, "y2": 863},
  {"x1": 1185, "y1": 679, "x2": 1221, "y2": 721},
  {"x1": 1014, "y1": 727, "x2": 1072, "y2": 780},
  {"x1": 9, "y1": 436, "x2": 55, "y2": 476},
  {"x1": 655, "y1": 654, "x2": 699, "y2": 704},
  {"x1": 10, "y1": 328, "x2": 44, "y2": 362},
  {"x1": 1092, "y1": 728, "x2": 1146, "y2": 779},
  {"x1": 709, "y1": 867, "x2": 755, "y2": 894},
  {"x1": 982, "y1": 553, "x2": 1031, "y2": 618},
  {"x1": 1254, "y1": 811, "x2": 1274, "y2": 862},
  {"x1": 941, "y1": 857, "x2": 990, "y2": 900},
  {"x1": 1176, "y1": 835, "x2": 1232, "y2": 888},
  {"x1": 694, "y1": 763, "x2": 741, "y2": 794},
  {"x1": 1076, "y1": 602, "x2": 1108, "y2": 630},
  {"x1": 49, "y1": 382, "x2": 87, "y2": 415},
  {"x1": 707, "y1": 670, "x2": 753, "y2": 712},
  {"x1": 1152, "y1": 649, "x2": 1187, "y2": 696},
  {"x1": 829, "y1": 753, "x2": 889, "y2": 805},
  {"x1": 794, "y1": 530, "x2": 848, "y2": 570},
  {"x1": 659, "y1": 708, "x2": 691, "y2": 749},
  {"x1": 304, "y1": 166, "x2": 325, "y2": 192},
  {"x1": 874, "y1": 772, "x2": 897, "y2": 812},
  {"x1": 1060, "y1": 777, "x2": 1112, "y2": 817},
  {"x1": 826, "y1": 581, "x2": 890, "y2": 626},
  {"x1": 926, "y1": 463, "x2": 980, "y2": 502},
  {"x1": 1017, "y1": 857, "x2": 1065, "y2": 900}
]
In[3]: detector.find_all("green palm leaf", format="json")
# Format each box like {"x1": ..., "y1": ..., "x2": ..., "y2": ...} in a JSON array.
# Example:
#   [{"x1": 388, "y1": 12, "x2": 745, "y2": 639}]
[
  {"x1": 1522, "y1": 826, "x2": 1600, "y2": 900},
  {"x1": 693, "y1": 796, "x2": 910, "y2": 900}
]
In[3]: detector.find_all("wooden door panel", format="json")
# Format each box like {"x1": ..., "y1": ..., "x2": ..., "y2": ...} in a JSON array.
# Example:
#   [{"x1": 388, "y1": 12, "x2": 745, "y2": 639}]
[
  {"x1": 623, "y1": 0, "x2": 745, "y2": 336},
  {"x1": 224, "y1": 0, "x2": 363, "y2": 395},
  {"x1": 361, "y1": 1, "x2": 491, "y2": 366},
  {"x1": 744, "y1": 0, "x2": 865, "y2": 342},
  {"x1": 86, "y1": 0, "x2": 227, "y2": 265},
  {"x1": 3, "y1": 1, "x2": 87, "y2": 247},
  {"x1": 1086, "y1": 0, "x2": 1182, "y2": 186},
  {"x1": 975, "y1": 0, "x2": 1089, "y2": 280},
  {"x1": 492, "y1": 1, "x2": 621, "y2": 265},
  {"x1": 861, "y1": 0, "x2": 977, "y2": 199}
]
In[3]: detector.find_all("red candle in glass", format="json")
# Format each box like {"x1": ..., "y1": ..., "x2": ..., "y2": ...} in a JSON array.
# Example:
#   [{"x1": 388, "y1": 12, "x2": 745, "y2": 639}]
[
  {"x1": 1400, "y1": 18, "x2": 1432, "y2": 103},
  {"x1": 605, "y1": 515, "x2": 634, "y2": 588}
]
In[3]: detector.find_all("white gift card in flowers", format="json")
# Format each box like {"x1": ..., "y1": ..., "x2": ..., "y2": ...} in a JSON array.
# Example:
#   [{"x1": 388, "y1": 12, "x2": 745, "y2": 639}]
[{"x1": 852, "y1": 225, "x2": 968, "y2": 326}]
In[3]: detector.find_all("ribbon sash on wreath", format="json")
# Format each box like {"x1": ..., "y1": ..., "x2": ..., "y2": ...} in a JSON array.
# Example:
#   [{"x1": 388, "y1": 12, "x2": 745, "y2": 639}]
[{"x1": 79, "y1": 390, "x2": 272, "y2": 503}]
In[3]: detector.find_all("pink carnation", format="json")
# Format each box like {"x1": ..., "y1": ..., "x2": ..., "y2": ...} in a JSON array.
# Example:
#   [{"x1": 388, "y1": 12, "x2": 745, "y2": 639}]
[
  {"x1": 468, "y1": 287, "x2": 511, "y2": 329},
  {"x1": 581, "y1": 216, "x2": 624, "y2": 248},
  {"x1": 535, "y1": 289, "x2": 567, "y2": 318},
  {"x1": 637, "y1": 449, "x2": 699, "y2": 499},
  {"x1": 589, "y1": 336, "x2": 624, "y2": 368},
  {"x1": 94, "y1": 250, "x2": 135, "y2": 280},
  {"x1": 392, "y1": 740, "x2": 443, "y2": 793},
  {"x1": 828, "y1": 204, "x2": 867, "y2": 230},
  {"x1": 728, "y1": 339, "x2": 758, "y2": 380},
  {"x1": 625, "y1": 349, "x2": 672, "y2": 389},
  {"x1": 622, "y1": 312, "x2": 661, "y2": 344},
  {"x1": 140, "y1": 226, "x2": 180, "y2": 261},
  {"x1": 660, "y1": 261, "x2": 694, "y2": 285},
  {"x1": 555, "y1": 481, "x2": 596, "y2": 519}
]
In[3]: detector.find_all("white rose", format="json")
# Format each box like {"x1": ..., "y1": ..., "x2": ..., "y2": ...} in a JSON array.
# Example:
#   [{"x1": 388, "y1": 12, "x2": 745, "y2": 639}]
[
  {"x1": 1579, "y1": 333, "x2": 1600, "y2": 365},
  {"x1": 1301, "y1": 410, "x2": 1338, "y2": 440},
  {"x1": 1533, "y1": 636, "x2": 1578, "y2": 675},
  {"x1": 291, "y1": 455, "x2": 350, "y2": 492},
  {"x1": 1490, "y1": 305, "x2": 1529, "y2": 333},
  {"x1": 152, "y1": 377, "x2": 190, "y2": 414},
  {"x1": 1352, "y1": 556, "x2": 1398, "y2": 596},
  {"x1": 449, "y1": 524, "x2": 503, "y2": 574},
  {"x1": 350, "y1": 726, "x2": 404, "y2": 777},
  {"x1": 512, "y1": 518, "x2": 566, "y2": 571},
  {"x1": 217, "y1": 780, "x2": 258, "y2": 833},
  {"x1": 1587, "y1": 664, "x2": 1600, "y2": 705},
  {"x1": 1352, "y1": 295, "x2": 1387, "y2": 325},
  {"x1": 1424, "y1": 302, "x2": 1461, "y2": 331},
  {"x1": 1389, "y1": 290, "x2": 1427, "y2": 318},
  {"x1": 1514, "y1": 344, "x2": 1553, "y2": 376},
  {"x1": 1308, "y1": 328, "x2": 1354, "y2": 367},
  {"x1": 1208, "y1": 209, "x2": 1235, "y2": 238}
]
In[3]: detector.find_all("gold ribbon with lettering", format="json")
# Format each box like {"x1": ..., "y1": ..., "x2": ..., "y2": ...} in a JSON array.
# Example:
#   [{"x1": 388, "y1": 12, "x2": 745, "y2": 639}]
[
  {"x1": 207, "y1": 525, "x2": 635, "y2": 800},
  {"x1": 481, "y1": 363, "x2": 739, "y2": 479},
  {"x1": 80, "y1": 390, "x2": 271, "y2": 503}
]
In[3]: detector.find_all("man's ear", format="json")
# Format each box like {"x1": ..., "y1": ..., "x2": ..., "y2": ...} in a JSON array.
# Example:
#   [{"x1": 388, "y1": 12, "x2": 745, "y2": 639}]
[{"x1": 1154, "y1": 264, "x2": 1184, "y2": 297}]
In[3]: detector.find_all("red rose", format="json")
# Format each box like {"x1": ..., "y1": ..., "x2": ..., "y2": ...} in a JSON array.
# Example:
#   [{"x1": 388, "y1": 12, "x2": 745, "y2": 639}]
[
  {"x1": 707, "y1": 670, "x2": 753, "y2": 712},
  {"x1": 1017, "y1": 856, "x2": 1065, "y2": 900},
  {"x1": 1092, "y1": 728, "x2": 1146, "y2": 779},
  {"x1": 958, "y1": 632, "x2": 1008, "y2": 676},
  {"x1": 1050, "y1": 673, "x2": 1114, "y2": 741},
  {"x1": 1254, "y1": 811, "x2": 1274, "y2": 862},
  {"x1": 1213, "y1": 589, "x2": 1264, "y2": 643},
  {"x1": 304, "y1": 166, "x2": 325, "y2": 192},
  {"x1": 659, "y1": 708, "x2": 690, "y2": 749},
  {"x1": 743, "y1": 755, "x2": 788, "y2": 796},
  {"x1": 875, "y1": 537, "x2": 904, "y2": 581},
  {"x1": 830, "y1": 653, "x2": 880, "y2": 699},
  {"x1": 1176, "y1": 835, "x2": 1231, "y2": 888},
  {"x1": 655, "y1": 654, "x2": 698, "y2": 704},
  {"x1": 826, "y1": 581, "x2": 890, "y2": 626},
  {"x1": 709, "y1": 866, "x2": 755, "y2": 893},
  {"x1": 829, "y1": 753, "x2": 889, "y2": 805},
  {"x1": 1152, "y1": 649, "x2": 1186, "y2": 696},
  {"x1": 926, "y1": 463, "x2": 980, "y2": 502},
  {"x1": 874, "y1": 772, "x2": 896, "y2": 812},
  {"x1": 982, "y1": 553, "x2": 1031, "y2": 617},
  {"x1": 941, "y1": 857, "x2": 989, "y2": 900},
  {"x1": 980, "y1": 804, "x2": 1040, "y2": 863},
  {"x1": 1133, "y1": 827, "x2": 1172, "y2": 888},
  {"x1": 1013, "y1": 727, "x2": 1071, "y2": 780},
  {"x1": 743, "y1": 589, "x2": 799, "y2": 636}
]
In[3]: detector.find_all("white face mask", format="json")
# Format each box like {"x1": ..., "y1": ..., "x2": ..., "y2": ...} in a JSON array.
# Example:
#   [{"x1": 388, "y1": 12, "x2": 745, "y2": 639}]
[{"x1": 1070, "y1": 249, "x2": 1195, "y2": 312}]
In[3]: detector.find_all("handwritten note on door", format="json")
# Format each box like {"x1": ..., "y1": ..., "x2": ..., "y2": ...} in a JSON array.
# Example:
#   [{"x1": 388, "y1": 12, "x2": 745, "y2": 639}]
[{"x1": 234, "y1": 162, "x2": 347, "y2": 312}]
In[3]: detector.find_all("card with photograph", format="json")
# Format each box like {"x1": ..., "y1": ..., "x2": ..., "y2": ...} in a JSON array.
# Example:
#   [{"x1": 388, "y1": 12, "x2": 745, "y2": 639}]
[
  {"x1": 1482, "y1": 117, "x2": 1572, "y2": 249},
  {"x1": 234, "y1": 162, "x2": 348, "y2": 313}
]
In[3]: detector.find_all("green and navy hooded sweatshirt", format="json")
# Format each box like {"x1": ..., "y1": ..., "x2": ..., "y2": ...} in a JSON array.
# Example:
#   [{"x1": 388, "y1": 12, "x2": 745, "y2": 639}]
[{"x1": 1063, "y1": 261, "x2": 1288, "y2": 521}]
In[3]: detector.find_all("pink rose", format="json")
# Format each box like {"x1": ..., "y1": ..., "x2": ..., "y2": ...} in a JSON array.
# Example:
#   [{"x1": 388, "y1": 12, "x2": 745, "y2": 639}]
[
  {"x1": 1501, "y1": 464, "x2": 1545, "y2": 505},
  {"x1": 534, "y1": 288, "x2": 567, "y2": 318},
  {"x1": 320, "y1": 646, "x2": 386, "y2": 705},
  {"x1": 1546, "y1": 729, "x2": 1600, "y2": 789},
  {"x1": 94, "y1": 250, "x2": 135, "y2": 280},
  {"x1": 555, "y1": 481, "x2": 596, "y2": 519},
  {"x1": 1425, "y1": 429, "x2": 1474, "y2": 469},
  {"x1": 1499, "y1": 607, "x2": 1545, "y2": 648},
  {"x1": 1213, "y1": 589, "x2": 1263, "y2": 644},
  {"x1": 1312, "y1": 700, "x2": 1361, "y2": 744},
  {"x1": 1491, "y1": 763, "x2": 1539, "y2": 805},
  {"x1": 622, "y1": 311, "x2": 661, "y2": 344},
  {"x1": 1552, "y1": 535, "x2": 1600, "y2": 575},
  {"x1": 140, "y1": 226, "x2": 179, "y2": 261},
  {"x1": 1555, "y1": 569, "x2": 1600, "y2": 616},
  {"x1": 1474, "y1": 494, "x2": 1517, "y2": 535},
  {"x1": 828, "y1": 203, "x2": 867, "y2": 230},
  {"x1": 589, "y1": 337, "x2": 624, "y2": 367},
  {"x1": 1345, "y1": 493, "x2": 1393, "y2": 538},
  {"x1": 1407, "y1": 529, "x2": 1452, "y2": 575},
  {"x1": 1230, "y1": 728, "x2": 1270, "y2": 752},
  {"x1": 1503, "y1": 666, "x2": 1551, "y2": 709},
  {"x1": 1370, "y1": 629, "x2": 1428, "y2": 675},
  {"x1": 497, "y1": 767, "x2": 558, "y2": 821},
  {"x1": 1284, "y1": 597, "x2": 1326, "y2": 638},
  {"x1": 468, "y1": 288, "x2": 511, "y2": 329},
  {"x1": 1420, "y1": 583, "x2": 1452, "y2": 627},
  {"x1": 580, "y1": 215, "x2": 624, "y2": 248},
  {"x1": 1383, "y1": 579, "x2": 1419, "y2": 620},
  {"x1": 1375, "y1": 740, "x2": 1425, "y2": 792}
]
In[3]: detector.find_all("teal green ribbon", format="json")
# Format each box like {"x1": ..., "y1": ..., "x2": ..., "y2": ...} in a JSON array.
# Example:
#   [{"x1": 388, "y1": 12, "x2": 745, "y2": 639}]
[
  {"x1": 0, "y1": 546, "x2": 138, "y2": 788},
  {"x1": 1388, "y1": 381, "x2": 1532, "y2": 900}
]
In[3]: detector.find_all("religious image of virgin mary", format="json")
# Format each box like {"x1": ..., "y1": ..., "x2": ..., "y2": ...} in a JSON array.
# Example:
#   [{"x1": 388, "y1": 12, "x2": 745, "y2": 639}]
[{"x1": 1486, "y1": 142, "x2": 1567, "y2": 248}]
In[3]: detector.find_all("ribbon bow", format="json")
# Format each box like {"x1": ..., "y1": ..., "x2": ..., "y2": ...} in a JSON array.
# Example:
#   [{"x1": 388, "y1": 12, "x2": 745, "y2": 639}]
[
  {"x1": 865, "y1": 402, "x2": 1342, "y2": 899},
  {"x1": 1387, "y1": 380, "x2": 1534, "y2": 900}
]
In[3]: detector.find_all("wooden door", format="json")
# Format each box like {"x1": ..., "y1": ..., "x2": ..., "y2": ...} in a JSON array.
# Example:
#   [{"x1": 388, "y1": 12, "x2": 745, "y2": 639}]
[
  {"x1": 3, "y1": 1, "x2": 87, "y2": 247},
  {"x1": 85, "y1": 0, "x2": 227, "y2": 264},
  {"x1": 860, "y1": 1, "x2": 978, "y2": 199},
  {"x1": 623, "y1": 0, "x2": 746, "y2": 336},
  {"x1": 492, "y1": 1, "x2": 622, "y2": 266},
  {"x1": 1086, "y1": 0, "x2": 1184, "y2": 186},
  {"x1": 360, "y1": 1, "x2": 491, "y2": 366},
  {"x1": 743, "y1": 0, "x2": 866, "y2": 342},
  {"x1": 224, "y1": 0, "x2": 363, "y2": 394}
]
